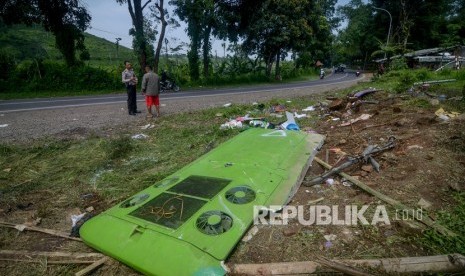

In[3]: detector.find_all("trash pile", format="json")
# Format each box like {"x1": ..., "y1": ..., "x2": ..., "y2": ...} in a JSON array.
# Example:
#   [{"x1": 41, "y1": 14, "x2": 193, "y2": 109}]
[{"x1": 220, "y1": 102, "x2": 312, "y2": 131}]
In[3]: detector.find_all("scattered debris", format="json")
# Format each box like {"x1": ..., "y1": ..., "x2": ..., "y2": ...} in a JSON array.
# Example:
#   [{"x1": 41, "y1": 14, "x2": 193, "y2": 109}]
[
  {"x1": 349, "y1": 88, "x2": 380, "y2": 100},
  {"x1": 340, "y1": 114, "x2": 372, "y2": 126},
  {"x1": 242, "y1": 226, "x2": 259, "y2": 242},
  {"x1": 418, "y1": 198, "x2": 432, "y2": 209},
  {"x1": 3, "y1": 168, "x2": 11, "y2": 172},
  {"x1": 141, "y1": 124, "x2": 155, "y2": 130},
  {"x1": 305, "y1": 137, "x2": 396, "y2": 186},
  {"x1": 281, "y1": 111, "x2": 300, "y2": 131},
  {"x1": 283, "y1": 226, "x2": 300, "y2": 237},
  {"x1": 302, "y1": 106, "x2": 316, "y2": 112},
  {"x1": 0, "y1": 124, "x2": 8, "y2": 128},
  {"x1": 249, "y1": 120, "x2": 273, "y2": 129},
  {"x1": 71, "y1": 214, "x2": 86, "y2": 227},
  {"x1": 329, "y1": 99, "x2": 344, "y2": 110},
  {"x1": 293, "y1": 112, "x2": 307, "y2": 119},
  {"x1": 270, "y1": 104, "x2": 286, "y2": 113},
  {"x1": 220, "y1": 120, "x2": 243, "y2": 129},
  {"x1": 313, "y1": 157, "x2": 457, "y2": 237},
  {"x1": 407, "y1": 145, "x2": 424, "y2": 150},
  {"x1": 435, "y1": 108, "x2": 460, "y2": 121},
  {"x1": 307, "y1": 197, "x2": 324, "y2": 205},
  {"x1": 223, "y1": 103, "x2": 232, "y2": 107},
  {"x1": 325, "y1": 178, "x2": 335, "y2": 186},
  {"x1": 342, "y1": 178, "x2": 352, "y2": 187},
  {"x1": 70, "y1": 213, "x2": 93, "y2": 238},
  {"x1": 323, "y1": 234, "x2": 337, "y2": 248},
  {"x1": 131, "y1": 134, "x2": 149, "y2": 139}
]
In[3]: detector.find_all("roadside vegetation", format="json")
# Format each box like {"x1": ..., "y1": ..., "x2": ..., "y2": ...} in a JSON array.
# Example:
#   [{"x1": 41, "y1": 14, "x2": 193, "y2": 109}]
[
  {"x1": 1, "y1": 68, "x2": 465, "y2": 275},
  {"x1": 0, "y1": 24, "x2": 319, "y2": 100}
]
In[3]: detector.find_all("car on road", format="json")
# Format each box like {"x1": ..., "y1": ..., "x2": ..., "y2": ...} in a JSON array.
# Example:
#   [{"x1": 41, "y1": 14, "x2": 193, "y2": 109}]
[{"x1": 334, "y1": 64, "x2": 346, "y2": 73}]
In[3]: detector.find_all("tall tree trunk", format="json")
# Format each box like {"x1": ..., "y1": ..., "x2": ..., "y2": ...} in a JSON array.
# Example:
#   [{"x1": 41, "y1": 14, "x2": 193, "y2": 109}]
[
  {"x1": 187, "y1": 15, "x2": 201, "y2": 81},
  {"x1": 265, "y1": 54, "x2": 274, "y2": 77},
  {"x1": 275, "y1": 49, "x2": 281, "y2": 80},
  {"x1": 154, "y1": 0, "x2": 167, "y2": 73},
  {"x1": 202, "y1": 25, "x2": 212, "y2": 78},
  {"x1": 126, "y1": 0, "x2": 150, "y2": 73}
]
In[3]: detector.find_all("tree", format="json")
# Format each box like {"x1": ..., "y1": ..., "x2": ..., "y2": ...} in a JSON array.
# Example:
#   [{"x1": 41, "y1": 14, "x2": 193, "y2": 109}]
[
  {"x1": 444, "y1": 0, "x2": 465, "y2": 46},
  {"x1": 370, "y1": 0, "x2": 454, "y2": 50},
  {"x1": 335, "y1": 0, "x2": 378, "y2": 67},
  {"x1": 216, "y1": 0, "x2": 335, "y2": 78},
  {"x1": 151, "y1": 0, "x2": 179, "y2": 72},
  {"x1": 116, "y1": 0, "x2": 152, "y2": 72},
  {"x1": 170, "y1": 0, "x2": 203, "y2": 80},
  {"x1": 0, "y1": 0, "x2": 91, "y2": 66},
  {"x1": 240, "y1": 0, "x2": 324, "y2": 78}
]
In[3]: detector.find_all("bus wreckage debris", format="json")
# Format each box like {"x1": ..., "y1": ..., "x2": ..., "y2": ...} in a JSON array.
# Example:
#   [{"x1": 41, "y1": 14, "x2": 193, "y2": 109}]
[{"x1": 305, "y1": 136, "x2": 396, "y2": 186}]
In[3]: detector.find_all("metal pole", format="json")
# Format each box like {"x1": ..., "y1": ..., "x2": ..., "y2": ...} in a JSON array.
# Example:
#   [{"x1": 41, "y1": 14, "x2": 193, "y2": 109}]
[{"x1": 373, "y1": 7, "x2": 392, "y2": 60}]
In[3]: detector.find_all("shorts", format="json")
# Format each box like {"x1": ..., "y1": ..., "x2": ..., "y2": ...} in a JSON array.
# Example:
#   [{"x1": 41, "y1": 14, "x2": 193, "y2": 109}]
[{"x1": 145, "y1": 95, "x2": 159, "y2": 106}]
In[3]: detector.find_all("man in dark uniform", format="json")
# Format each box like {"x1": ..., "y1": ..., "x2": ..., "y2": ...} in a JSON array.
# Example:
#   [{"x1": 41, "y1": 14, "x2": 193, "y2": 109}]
[{"x1": 122, "y1": 61, "x2": 140, "y2": 115}]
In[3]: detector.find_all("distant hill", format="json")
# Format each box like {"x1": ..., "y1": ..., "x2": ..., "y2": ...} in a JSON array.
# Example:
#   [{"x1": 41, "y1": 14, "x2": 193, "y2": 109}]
[{"x1": 0, "y1": 24, "x2": 135, "y2": 67}]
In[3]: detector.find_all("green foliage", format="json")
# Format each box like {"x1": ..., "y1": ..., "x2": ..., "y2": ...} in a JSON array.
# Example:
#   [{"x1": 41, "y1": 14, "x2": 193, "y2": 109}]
[
  {"x1": 415, "y1": 68, "x2": 432, "y2": 82},
  {"x1": 0, "y1": 25, "x2": 135, "y2": 66},
  {"x1": 0, "y1": 50, "x2": 16, "y2": 80},
  {"x1": 389, "y1": 58, "x2": 408, "y2": 71},
  {"x1": 420, "y1": 193, "x2": 465, "y2": 254},
  {"x1": 1, "y1": 0, "x2": 91, "y2": 66},
  {"x1": 393, "y1": 70, "x2": 415, "y2": 93},
  {"x1": 1, "y1": 60, "x2": 122, "y2": 94}
]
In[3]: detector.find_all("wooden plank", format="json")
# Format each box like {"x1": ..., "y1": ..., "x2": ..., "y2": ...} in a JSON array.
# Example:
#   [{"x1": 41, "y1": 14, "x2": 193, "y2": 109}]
[
  {"x1": 315, "y1": 256, "x2": 373, "y2": 276},
  {"x1": 0, "y1": 221, "x2": 82, "y2": 241},
  {"x1": 0, "y1": 250, "x2": 104, "y2": 264},
  {"x1": 75, "y1": 257, "x2": 109, "y2": 276},
  {"x1": 227, "y1": 254, "x2": 465, "y2": 275},
  {"x1": 313, "y1": 157, "x2": 457, "y2": 237}
]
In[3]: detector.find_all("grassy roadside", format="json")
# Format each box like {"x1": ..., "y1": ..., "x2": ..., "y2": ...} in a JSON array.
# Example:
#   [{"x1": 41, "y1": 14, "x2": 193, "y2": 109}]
[{"x1": 1, "y1": 69, "x2": 465, "y2": 275}]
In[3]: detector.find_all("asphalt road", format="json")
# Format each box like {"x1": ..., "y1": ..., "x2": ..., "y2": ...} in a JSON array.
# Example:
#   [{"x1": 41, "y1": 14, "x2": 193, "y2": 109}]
[{"x1": 0, "y1": 72, "x2": 359, "y2": 113}]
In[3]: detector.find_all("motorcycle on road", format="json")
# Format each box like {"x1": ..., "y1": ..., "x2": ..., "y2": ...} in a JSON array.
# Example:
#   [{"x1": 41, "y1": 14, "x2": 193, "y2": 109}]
[{"x1": 160, "y1": 80, "x2": 180, "y2": 93}]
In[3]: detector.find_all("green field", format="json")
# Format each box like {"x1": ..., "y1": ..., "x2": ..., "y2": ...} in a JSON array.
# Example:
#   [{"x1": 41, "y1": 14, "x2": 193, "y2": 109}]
[{"x1": 0, "y1": 23, "x2": 135, "y2": 67}]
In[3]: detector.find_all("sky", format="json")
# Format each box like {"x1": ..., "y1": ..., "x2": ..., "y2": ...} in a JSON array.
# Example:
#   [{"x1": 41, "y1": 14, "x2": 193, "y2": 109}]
[{"x1": 83, "y1": 0, "x2": 351, "y2": 57}]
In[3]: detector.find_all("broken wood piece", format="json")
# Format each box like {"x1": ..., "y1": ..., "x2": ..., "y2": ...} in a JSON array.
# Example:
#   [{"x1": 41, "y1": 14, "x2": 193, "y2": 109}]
[
  {"x1": 315, "y1": 256, "x2": 373, "y2": 276},
  {"x1": 75, "y1": 257, "x2": 109, "y2": 276},
  {"x1": 227, "y1": 254, "x2": 465, "y2": 275},
  {"x1": 227, "y1": 261, "x2": 320, "y2": 275},
  {"x1": 313, "y1": 157, "x2": 457, "y2": 237},
  {"x1": 0, "y1": 250, "x2": 104, "y2": 264},
  {"x1": 305, "y1": 138, "x2": 395, "y2": 186},
  {"x1": 0, "y1": 221, "x2": 82, "y2": 241}
]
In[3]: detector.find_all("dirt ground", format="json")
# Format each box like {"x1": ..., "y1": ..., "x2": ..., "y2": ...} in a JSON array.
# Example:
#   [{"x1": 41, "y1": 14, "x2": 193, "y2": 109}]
[
  {"x1": 1, "y1": 89, "x2": 465, "y2": 275},
  {"x1": 226, "y1": 91, "x2": 465, "y2": 273}
]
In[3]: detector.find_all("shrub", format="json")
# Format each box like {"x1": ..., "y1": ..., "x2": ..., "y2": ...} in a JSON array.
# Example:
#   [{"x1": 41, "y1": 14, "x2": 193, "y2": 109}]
[
  {"x1": 389, "y1": 58, "x2": 408, "y2": 71},
  {"x1": 394, "y1": 70, "x2": 416, "y2": 93},
  {"x1": 0, "y1": 50, "x2": 16, "y2": 80}
]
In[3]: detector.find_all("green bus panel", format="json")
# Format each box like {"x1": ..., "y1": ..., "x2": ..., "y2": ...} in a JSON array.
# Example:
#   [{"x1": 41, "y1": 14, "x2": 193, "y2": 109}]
[{"x1": 80, "y1": 128, "x2": 324, "y2": 276}]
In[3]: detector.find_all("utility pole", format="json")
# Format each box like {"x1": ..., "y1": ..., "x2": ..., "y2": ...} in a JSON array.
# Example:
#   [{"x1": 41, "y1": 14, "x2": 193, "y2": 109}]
[
  {"x1": 115, "y1": 37, "x2": 122, "y2": 58},
  {"x1": 373, "y1": 7, "x2": 392, "y2": 60}
]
